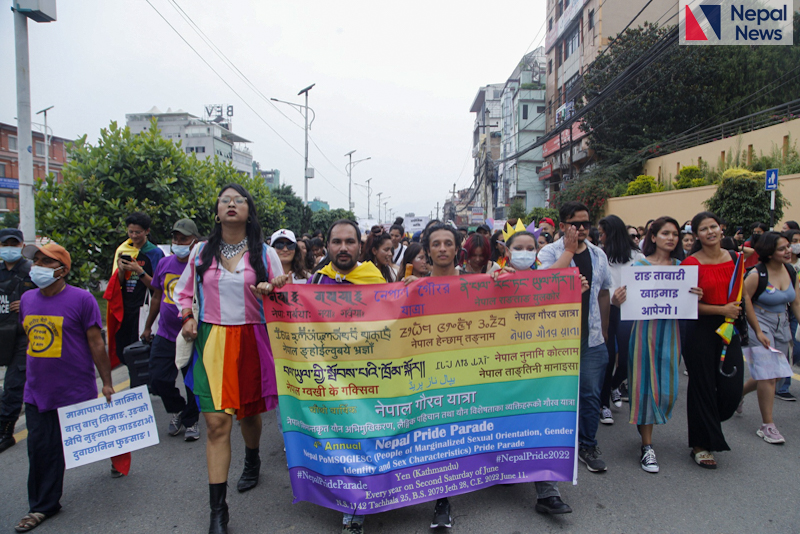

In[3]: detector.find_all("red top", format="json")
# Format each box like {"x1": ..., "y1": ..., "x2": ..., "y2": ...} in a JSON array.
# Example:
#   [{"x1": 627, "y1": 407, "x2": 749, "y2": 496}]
[
  {"x1": 743, "y1": 240, "x2": 758, "y2": 269},
  {"x1": 682, "y1": 256, "x2": 735, "y2": 306}
]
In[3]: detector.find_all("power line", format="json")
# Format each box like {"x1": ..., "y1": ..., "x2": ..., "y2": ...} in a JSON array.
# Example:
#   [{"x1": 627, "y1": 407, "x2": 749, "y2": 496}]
[{"x1": 145, "y1": 0, "x2": 350, "y2": 199}]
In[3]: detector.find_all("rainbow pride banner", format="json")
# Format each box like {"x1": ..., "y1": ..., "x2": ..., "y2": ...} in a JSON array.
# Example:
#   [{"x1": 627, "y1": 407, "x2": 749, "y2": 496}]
[{"x1": 265, "y1": 268, "x2": 581, "y2": 514}]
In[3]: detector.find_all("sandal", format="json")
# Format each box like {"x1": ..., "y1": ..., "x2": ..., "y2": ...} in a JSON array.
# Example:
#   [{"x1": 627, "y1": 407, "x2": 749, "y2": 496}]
[
  {"x1": 15, "y1": 512, "x2": 46, "y2": 532},
  {"x1": 690, "y1": 449, "x2": 717, "y2": 469}
]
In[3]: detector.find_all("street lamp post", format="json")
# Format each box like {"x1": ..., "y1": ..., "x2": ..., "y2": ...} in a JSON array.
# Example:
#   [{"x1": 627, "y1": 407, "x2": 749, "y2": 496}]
[
  {"x1": 345, "y1": 151, "x2": 370, "y2": 214},
  {"x1": 376, "y1": 192, "x2": 382, "y2": 223},
  {"x1": 271, "y1": 83, "x2": 315, "y2": 205},
  {"x1": 365, "y1": 178, "x2": 372, "y2": 219},
  {"x1": 36, "y1": 105, "x2": 53, "y2": 178}
]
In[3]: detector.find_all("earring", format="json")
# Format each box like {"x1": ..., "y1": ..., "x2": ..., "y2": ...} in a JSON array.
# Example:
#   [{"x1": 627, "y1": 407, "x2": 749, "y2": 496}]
[
  {"x1": 247, "y1": 218, "x2": 252, "y2": 223},
  {"x1": 215, "y1": 215, "x2": 221, "y2": 223}
]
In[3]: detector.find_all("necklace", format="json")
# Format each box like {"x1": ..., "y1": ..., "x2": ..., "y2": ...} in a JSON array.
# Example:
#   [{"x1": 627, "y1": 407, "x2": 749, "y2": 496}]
[{"x1": 220, "y1": 237, "x2": 247, "y2": 260}]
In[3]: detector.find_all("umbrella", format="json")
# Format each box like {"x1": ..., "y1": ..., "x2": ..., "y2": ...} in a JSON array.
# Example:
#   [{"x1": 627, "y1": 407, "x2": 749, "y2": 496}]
[{"x1": 716, "y1": 252, "x2": 744, "y2": 377}]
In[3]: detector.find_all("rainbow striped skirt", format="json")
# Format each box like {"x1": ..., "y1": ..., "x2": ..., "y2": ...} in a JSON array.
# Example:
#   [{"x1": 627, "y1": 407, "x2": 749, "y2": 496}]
[{"x1": 186, "y1": 322, "x2": 278, "y2": 419}]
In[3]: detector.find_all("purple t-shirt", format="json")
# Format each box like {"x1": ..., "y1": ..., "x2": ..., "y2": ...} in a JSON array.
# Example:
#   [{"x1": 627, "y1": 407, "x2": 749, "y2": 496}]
[
  {"x1": 151, "y1": 255, "x2": 190, "y2": 342},
  {"x1": 20, "y1": 285, "x2": 103, "y2": 412}
]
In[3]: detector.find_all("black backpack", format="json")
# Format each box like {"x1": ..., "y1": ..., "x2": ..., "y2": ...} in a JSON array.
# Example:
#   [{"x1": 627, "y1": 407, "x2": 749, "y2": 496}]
[{"x1": 750, "y1": 262, "x2": 797, "y2": 304}]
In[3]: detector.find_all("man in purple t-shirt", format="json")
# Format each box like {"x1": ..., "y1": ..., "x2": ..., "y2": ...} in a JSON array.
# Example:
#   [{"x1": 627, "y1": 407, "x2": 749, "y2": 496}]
[
  {"x1": 14, "y1": 243, "x2": 114, "y2": 533},
  {"x1": 142, "y1": 219, "x2": 201, "y2": 441}
]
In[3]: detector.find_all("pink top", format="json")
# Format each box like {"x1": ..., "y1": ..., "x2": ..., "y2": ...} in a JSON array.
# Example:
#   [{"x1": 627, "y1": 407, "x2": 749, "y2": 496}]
[{"x1": 175, "y1": 242, "x2": 283, "y2": 326}]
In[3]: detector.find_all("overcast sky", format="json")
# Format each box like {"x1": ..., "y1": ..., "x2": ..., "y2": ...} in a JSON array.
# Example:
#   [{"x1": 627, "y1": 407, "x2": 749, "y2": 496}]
[{"x1": 1, "y1": 1, "x2": 547, "y2": 222}]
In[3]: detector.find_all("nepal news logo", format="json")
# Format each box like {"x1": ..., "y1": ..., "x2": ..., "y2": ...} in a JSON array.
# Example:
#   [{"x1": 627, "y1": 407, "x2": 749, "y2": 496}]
[{"x1": 680, "y1": 1, "x2": 793, "y2": 45}]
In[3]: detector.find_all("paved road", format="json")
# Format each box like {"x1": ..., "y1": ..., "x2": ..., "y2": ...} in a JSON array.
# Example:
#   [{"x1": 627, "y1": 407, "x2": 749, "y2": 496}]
[{"x1": 2, "y1": 363, "x2": 800, "y2": 534}]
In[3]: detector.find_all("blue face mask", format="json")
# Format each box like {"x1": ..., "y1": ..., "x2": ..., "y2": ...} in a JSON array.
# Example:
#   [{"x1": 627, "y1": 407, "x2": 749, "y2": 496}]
[
  {"x1": 30, "y1": 265, "x2": 64, "y2": 288},
  {"x1": 172, "y1": 244, "x2": 192, "y2": 258},
  {"x1": 0, "y1": 246, "x2": 22, "y2": 263}
]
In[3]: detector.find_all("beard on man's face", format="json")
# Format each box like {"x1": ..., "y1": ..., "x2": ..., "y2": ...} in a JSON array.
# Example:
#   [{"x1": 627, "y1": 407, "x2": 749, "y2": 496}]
[{"x1": 332, "y1": 251, "x2": 357, "y2": 271}]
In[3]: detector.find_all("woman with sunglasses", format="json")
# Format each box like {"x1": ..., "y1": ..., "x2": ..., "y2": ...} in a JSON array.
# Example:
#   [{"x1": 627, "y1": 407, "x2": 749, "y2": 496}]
[
  {"x1": 627, "y1": 226, "x2": 641, "y2": 249},
  {"x1": 175, "y1": 184, "x2": 283, "y2": 533},
  {"x1": 270, "y1": 229, "x2": 309, "y2": 284}
]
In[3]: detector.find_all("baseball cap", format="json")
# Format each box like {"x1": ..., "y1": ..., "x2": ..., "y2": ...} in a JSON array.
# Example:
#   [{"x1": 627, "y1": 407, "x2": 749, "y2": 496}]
[
  {"x1": 0, "y1": 228, "x2": 23, "y2": 243},
  {"x1": 539, "y1": 217, "x2": 555, "y2": 228},
  {"x1": 172, "y1": 218, "x2": 199, "y2": 237},
  {"x1": 23, "y1": 243, "x2": 71, "y2": 270},
  {"x1": 270, "y1": 229, "x2": 297, "y2": 244}
]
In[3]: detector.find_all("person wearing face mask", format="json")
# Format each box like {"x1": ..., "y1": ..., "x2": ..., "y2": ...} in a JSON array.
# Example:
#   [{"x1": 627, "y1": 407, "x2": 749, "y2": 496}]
[
  {"x1": 141, "y1": 219, "x2": 202, "y2": 442},
  {"x1": 0, "y1": 228, "x2": 35, "y2": 454},
  {"x1": 14, "y1": 243, "x2": 114, "y2": 533}
]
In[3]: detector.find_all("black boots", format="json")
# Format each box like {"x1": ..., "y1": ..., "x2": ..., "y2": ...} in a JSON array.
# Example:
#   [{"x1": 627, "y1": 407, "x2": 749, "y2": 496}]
[
  {"x1": 208, "y1": 483, "x2": 229, "y2": 534},
  {"x1": 0, "y1": 420, "x2": 16, "y2": 453},
  {"x1": 237, "y1": 446, "x2": 261, "y2": 492}
]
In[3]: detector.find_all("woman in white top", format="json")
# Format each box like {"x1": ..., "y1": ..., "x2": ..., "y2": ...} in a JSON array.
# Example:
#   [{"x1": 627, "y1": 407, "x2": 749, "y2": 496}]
[
  {"x1": 598, "y1": 215, "x2": 644, "y2": 424},
  {"x1": 270, "y1": 229, "x2": 309, "y2": 284}
]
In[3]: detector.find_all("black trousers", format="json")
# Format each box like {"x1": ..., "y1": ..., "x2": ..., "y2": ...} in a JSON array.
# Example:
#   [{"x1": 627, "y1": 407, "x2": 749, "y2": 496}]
[
  {"x1": 0, "y1": 337, "x2": 27, "y2": 423},
  {"x1": 149, "y1": 335, "x2": 199, "y2": 427},
  {"x1": 601, "y1": 305, "x2": 632, "y2": 406},
  {"x1": 116, "y1": 308, "x2": 140, "y2": 376},
  {"x1": 25, "y1": 403, "x2": 64, "y2": 516},
  {"x1": 684, "y1": 315, "x2": 744, "y2": 452}
]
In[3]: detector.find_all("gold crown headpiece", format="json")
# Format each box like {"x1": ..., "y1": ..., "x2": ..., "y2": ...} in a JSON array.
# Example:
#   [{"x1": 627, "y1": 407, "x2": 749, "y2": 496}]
[{"x1": 502, "y1": 219, "x2": 527, "y2": 242}]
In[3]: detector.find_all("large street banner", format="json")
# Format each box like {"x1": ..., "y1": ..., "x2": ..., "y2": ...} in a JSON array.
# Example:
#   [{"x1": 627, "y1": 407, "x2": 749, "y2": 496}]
[{"x1": 266, "y1": 269, "x2": 581, "y2": 514}]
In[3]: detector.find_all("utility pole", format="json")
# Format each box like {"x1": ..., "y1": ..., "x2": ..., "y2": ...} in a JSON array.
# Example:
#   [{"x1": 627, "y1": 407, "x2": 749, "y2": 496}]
[
  {"x1": 376, "y1": 192, "x2": 383, "y2": 223},
  {"x1": 36, "y1": 105, "x2": 53, "y2": 178},
  {"x1": 345, "y1": 150, "x2": 370, "y2": 214},
  {"x1": 365, "y1": 178, "x2": 372, "y2": 219},
  {"x1": 479, "y1": 105, "x2": 498, "y2": 221},
  {"x1": 382, "y1": 197, "x2": 391, "y2": 225},
  {"x1": 384, "y1": 202, "x2": 389, "y2": 224},
  {"x1": 436, "y1": 202, "x2": 440, "y2": 220},
  {"x1": 271, "y1": 84, "x2": 315, "y2": 206}
]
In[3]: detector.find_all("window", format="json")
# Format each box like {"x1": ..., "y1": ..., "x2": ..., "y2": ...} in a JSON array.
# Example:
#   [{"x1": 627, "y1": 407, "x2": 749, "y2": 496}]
[
  {"x1": 549, "y1": 18, "x2": 553, "y2": 31},
  {"x1": 548, "y1": 59, "x2": 552, "y2": 74},
  {"x1": 537, "y1": 106, "x2": 546, "y2": 114},
  {"x1": 0, "y1": 197, "x2": 7, "y2": 210},
  {"x1": 8, "y1": 135, "x2": 17, "y2": 152},
  {"x1": 588, "y1": 9, "x2": 595, "y2": 30},
  {"x1": 493, "y1": 90, "x2": 501, "y2": 99},
  {"x1": 564, "y1": 25, "x2": 580, "y2": 60},
  {"x1": 35, "y1": 141, "x2": 45, "y2": 156},
  {"x1": 196, "y1": 146, "x2": 205, "y2": 153},
  {"x1": 0, "y1": 163, "x2": 5, "y2": 177},
  {"x1": 522, "y1": 105, "x2": 529, "y2": 120}
]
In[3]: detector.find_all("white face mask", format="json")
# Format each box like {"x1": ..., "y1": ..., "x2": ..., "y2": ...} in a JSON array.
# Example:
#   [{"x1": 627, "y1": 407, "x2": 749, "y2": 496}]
[
  {"x1": 30, "y1": 265, "x2": 64, "y2": 288},
  {"x1": 791, "y1": 243, "x2": 800, "y2": 255},
  {"x1": 509, "y1": 250, "x2": 537, "y2": 270}
]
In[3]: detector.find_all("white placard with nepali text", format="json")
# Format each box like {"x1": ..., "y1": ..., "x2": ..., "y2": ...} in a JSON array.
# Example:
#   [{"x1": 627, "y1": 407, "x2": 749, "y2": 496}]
[
  {"x1": 57, "y1": 386, "x2": 160, "y2": 469},
  {"x1": 620, "y1": 265, "x2": 699, "y2": 321}
]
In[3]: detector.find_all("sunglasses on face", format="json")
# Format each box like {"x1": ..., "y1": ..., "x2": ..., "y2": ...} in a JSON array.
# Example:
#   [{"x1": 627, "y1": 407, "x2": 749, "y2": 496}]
[
  {"x1": 273, "y1": 241, "x2": 297, "y2": 251},
  {"x1": 219, "y1": 195, "x2": 247, "y2": 205},
  {"x1": 566, "y1": 221, "x2": 591, "y2": 229},
  {"x1": 629, "y1": 233, "x2": 640, "y2": 239}
]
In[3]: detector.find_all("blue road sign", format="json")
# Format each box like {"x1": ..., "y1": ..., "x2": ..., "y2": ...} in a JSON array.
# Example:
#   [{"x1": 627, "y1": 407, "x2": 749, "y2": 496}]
[
  {"x1": 766, "y1": 168, "x2": 779, "y2": 191},
  {"x1": 0, "y1": 178, "x2": 19, "y2": 190}
]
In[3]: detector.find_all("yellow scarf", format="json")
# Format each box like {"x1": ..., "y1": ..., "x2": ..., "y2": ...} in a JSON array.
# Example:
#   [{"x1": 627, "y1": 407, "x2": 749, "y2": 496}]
[
  {"x1": 113, "y1": 239, "x2": 140, "y2": 265},
  {"x1": 317, "y1": 261, "x2": 387, "y2": 285}
]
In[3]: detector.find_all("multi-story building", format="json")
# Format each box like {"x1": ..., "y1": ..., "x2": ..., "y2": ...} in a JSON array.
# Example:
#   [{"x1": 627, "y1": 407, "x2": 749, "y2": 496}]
[
  {"x1": 542, "y1": 0, "x2": 676, "y2": 196},
  {"x1": 126, "y1": 107, "x2": 255, "y2": 177},
  {"x1": 470, "y1": 84, "x2": 504, "y2": 220},
  {"x1": 308, "y1": 198, "x2": 329, "y2": 212},
  {"x1": 0, "y1": 122, "x2": 72, "y2": 212},
  {"x1": 499, "y1": 48, "x2": 548, "y2": 213},
  {"x1": 255, "y1": 164, "x2": 280, "y2": 190}
]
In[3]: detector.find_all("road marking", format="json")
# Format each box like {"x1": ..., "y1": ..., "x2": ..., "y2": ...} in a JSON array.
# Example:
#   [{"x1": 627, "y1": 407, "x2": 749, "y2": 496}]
[{"x1": 12, "y1": 379, "x2": 131, "y2": 444}]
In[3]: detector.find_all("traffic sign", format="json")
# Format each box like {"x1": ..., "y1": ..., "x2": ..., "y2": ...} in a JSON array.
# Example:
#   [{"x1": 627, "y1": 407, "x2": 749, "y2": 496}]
[{"x1": 766, "y1": 168, "x2": 779, "y2": 191}]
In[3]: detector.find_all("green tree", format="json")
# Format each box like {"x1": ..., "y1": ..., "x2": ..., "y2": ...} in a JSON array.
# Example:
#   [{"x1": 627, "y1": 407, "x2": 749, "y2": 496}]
[
  {"x1": 704, "y1": 171, "x2": 787, "y2": 235},
  {"x1": 507, "y1": 198, "x2": 527, "y2": 220},
  {"x1": 271, "y1": 184, "x2": 312, "y2": 234},
  {"x1": 551, "y1": 176, "x2": 616, "y2": 223},
  {"x1": 310, "y1": 208, "x2": 357, "y2": 236},
  {"x1": 675, "y1": 166, "x2": 704, "y2": 189},
  {"x1": 34, "y1": 119, "x2": 284, "y2": 288},
  {"x1": 526, "y1": 207, "x2": 559, "y2": 227}
]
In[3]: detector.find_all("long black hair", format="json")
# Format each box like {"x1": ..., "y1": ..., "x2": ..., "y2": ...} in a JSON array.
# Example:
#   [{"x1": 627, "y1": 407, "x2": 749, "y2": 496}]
[
  {"x1": 689, "y1": 211, "x2": 723, "y2": 255},
  {"x1": 598, "y1": 214, "x2": 638, "y2": 264},
  {"x1": 197, "y1": 183, "x2": 267, "y2": 283},
  {"x1": 642, "y1": 216, "x2": 683, "y2": 260},
  {"x1": 399, "y1": 242, "x2": 425, "y2": 278},
  {"x1": 489, "y1": 230, "x2": 504, "y2": 262},
  {"x1": 755, "y1": 231, "x2": 787, "y2": 264},
  {"x1": 365, "y1": 232, "x2": 395, "y2": 282}
]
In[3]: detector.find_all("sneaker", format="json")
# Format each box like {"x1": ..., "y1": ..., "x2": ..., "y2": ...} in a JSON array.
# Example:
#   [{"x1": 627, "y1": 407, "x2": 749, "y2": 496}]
[
  {"x1": 600, "y1": 406, "x2": 614, "y2": 425},
  {"x1": 168, "y1": 413, "x2": 184, "y2": 436},
  {"x1": 578, "y1": 446, "x2": 607, "y2": 472},
  {"x1": 619, "y1": 383, "x2": 629, "y2": 402},
  {"x1": 640, "y1": 445, "x2": 659, "y2": 473},
  {"x1": 610, "y1": 388, "x2": 622, "y2": 408},
  {"x1": 775, "y1": 391, "x2": 797, "y2": 401},
  {"x1": 184, "y1": 422, "x2": 200, "y2": 441},
  {"x1": 430, "y1": 498, "x2": 452, "y2": 528},
  {"x1": 342, "y1": 522, "x2": 363, "y2": 534},
  {"x1": 683, "y1": 369, "x2": 689, "y2": 376},
  {"x1": 757, "y1": 423, "x2": 786, "y2": 444},
  {"x1": 735, "y1": 396, "x2": 745, "y2": 415}
]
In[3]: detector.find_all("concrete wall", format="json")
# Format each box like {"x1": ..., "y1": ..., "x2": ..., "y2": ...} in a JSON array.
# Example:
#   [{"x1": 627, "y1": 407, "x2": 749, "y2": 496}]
[
  {"x1": 605, "y1": 173, "x2": 800, "y2": 229},
  {"x1": 643, "y1": 119, "x2": 800, "y2": 181}
]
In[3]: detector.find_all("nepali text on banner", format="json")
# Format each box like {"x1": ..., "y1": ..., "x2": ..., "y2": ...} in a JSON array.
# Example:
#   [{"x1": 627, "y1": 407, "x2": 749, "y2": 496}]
[{"x1": 265, "y1": 269, "x2": 582, "y2": 514}]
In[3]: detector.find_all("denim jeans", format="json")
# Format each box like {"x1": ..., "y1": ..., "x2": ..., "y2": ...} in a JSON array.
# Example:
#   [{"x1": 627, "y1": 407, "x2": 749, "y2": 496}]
[
  {"x1": 579, "y1": 341, "x2": 610, "y2": 449},
  {"x1": 777, "y1": 313, "x2": 798, "y2": 394}
]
